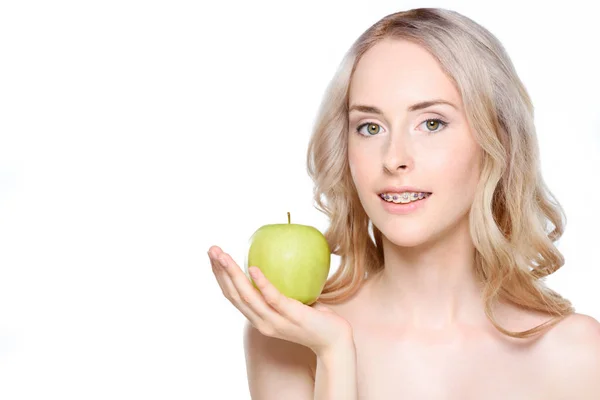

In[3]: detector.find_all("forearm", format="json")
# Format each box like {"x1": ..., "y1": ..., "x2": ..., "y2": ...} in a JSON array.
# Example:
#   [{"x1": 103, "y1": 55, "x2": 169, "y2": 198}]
[{"x1": 313, "y1": 335, "x2": 358, "y2": 400}]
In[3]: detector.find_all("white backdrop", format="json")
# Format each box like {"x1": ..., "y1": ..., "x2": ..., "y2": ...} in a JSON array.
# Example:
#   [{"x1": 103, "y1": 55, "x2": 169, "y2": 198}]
[{"x1": 1, "y1": 0, "x2": 599, "y2": 399}]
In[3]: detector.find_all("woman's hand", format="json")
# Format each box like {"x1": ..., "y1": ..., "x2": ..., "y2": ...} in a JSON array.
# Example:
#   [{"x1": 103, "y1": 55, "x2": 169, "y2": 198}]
[{"x1": 208, "y1": 246, "x2": 353, "y2": 356}]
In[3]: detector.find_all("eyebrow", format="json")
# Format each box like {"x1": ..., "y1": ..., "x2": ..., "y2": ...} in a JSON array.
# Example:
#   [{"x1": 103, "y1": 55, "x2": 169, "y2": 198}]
[{"x1": 348, "y1": 99, "x2": 458, "y2": 115}]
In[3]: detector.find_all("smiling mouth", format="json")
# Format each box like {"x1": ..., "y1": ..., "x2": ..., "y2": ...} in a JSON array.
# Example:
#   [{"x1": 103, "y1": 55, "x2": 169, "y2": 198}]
[{"x1": 379, "y1": 192, "x2": 432, "y2": 204}]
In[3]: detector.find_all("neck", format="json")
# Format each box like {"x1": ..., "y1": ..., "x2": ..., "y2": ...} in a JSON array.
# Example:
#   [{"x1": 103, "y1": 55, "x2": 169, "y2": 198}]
[{"x1": 368, "y1": 219, "x2": 488, "y2": 331}]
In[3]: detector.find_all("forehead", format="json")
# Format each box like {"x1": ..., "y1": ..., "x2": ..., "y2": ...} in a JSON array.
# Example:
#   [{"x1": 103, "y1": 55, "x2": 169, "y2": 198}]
[{"x1": 349, "y1": 39, "x2": 461, "y2": 109}]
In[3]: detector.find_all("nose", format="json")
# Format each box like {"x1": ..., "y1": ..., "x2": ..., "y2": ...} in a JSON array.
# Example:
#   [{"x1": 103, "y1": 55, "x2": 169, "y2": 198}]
[{"x1": 382, "y1": 132, "x2": 414, "y2": 173}]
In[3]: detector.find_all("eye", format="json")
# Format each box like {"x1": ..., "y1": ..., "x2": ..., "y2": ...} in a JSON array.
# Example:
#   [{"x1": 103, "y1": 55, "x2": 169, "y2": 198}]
[
  {"x1": 419, "y1": 118, "x2": 448, "y2": 133},
  {"x1": 355, "y1": 122, "x2": 384, "y2": 136}
]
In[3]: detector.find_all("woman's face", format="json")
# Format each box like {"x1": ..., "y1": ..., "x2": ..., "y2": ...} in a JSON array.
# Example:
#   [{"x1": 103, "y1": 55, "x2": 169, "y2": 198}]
[{"x1": 347, "y1": 39, "x2": 483, "y2": 247}]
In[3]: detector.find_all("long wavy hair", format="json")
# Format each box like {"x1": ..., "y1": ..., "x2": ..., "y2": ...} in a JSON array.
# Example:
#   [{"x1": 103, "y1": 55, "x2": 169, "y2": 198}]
[{"x1": 305, "y1": 7, "x2": 574, "y2": 339}]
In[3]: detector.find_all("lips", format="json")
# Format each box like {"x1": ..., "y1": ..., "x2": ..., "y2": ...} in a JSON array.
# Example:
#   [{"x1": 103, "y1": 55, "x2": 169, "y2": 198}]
[{"x1": 378, "y1": 190, "x2": 431, "y2": 214}]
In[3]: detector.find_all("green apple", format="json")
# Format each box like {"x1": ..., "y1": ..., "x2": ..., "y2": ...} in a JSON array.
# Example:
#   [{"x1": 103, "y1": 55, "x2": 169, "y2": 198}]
[{"x1": 245, "y1": 212, "x2": 331, "y2": 305}]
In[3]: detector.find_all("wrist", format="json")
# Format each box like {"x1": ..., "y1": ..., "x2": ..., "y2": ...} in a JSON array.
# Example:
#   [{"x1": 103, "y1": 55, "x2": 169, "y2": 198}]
[
  {"x1": 315, "y1": 330, "x2": 356, "y2": 361},
  {"x1": 313, "y1": 333, "x2": 358, "y2": 400}
]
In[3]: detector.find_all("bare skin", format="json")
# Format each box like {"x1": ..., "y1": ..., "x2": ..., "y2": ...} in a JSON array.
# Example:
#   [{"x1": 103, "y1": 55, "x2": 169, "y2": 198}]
[{"x1": 308, "y1": 279, "x2": 600, "y2": 399}]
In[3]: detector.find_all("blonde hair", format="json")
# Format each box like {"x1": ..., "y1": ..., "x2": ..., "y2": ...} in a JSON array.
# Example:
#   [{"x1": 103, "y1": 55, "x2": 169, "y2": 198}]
[{"x1": 305, "y1": 7, "x2": 574, "y2": 339}]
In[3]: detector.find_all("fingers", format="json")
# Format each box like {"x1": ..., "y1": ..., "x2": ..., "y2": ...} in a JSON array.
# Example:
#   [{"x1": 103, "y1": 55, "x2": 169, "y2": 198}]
[
  {"x1": 248, "y1": 265, "x2": 305, "y2": 325},
  {"x1": 208, "y1": 250, "x2": 263, "y2": 326},
  {"x1": 217, "y1": 253, "x2": 290, "y2": 327}
]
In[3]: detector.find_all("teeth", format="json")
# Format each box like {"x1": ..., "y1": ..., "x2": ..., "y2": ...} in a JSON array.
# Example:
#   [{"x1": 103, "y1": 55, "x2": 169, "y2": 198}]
[{"x1": 380, "y1": 192, "x2": 429, "y2": 204}]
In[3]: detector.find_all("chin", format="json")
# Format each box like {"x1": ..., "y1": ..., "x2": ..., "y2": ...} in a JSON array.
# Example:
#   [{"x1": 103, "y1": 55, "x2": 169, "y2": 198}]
[
  {"x1": 383, "y1": 232, "x2": 431, "y2": 248},
  {"x1": 374, "y1": 220, "x2": 432, "y2": 248}
]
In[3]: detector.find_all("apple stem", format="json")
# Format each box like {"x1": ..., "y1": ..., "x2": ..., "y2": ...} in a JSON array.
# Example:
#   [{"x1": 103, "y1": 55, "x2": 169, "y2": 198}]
[{"x1": 287, "y1": 212, "x2": 290, "y2": 224}]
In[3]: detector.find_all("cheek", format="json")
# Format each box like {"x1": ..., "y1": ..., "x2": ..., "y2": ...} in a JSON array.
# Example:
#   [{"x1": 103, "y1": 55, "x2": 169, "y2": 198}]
[
  {"x1": 435, "y1": 156, "x2": 481, "y2": 217},
  {"x1": 348, "y1": 147, "x2": 370, "y2": 183},
  {"x1": 434, "y1": 142, "x2": 480, "y2": 186}
]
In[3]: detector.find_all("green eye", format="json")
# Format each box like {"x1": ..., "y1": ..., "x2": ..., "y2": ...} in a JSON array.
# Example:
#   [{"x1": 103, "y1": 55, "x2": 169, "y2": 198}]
[
  {"x1": 420, "y1": 118, "x2": 448, "y2": 133},
  {"x1": 356, "y1": 122, "x2": 382, "y2": 136},
  {"x1": 366, "y1": 123, "x2": 381, "y2": 135},
  {"x1": 426, "y1": 119, "x2": 440, "y2": 131}
]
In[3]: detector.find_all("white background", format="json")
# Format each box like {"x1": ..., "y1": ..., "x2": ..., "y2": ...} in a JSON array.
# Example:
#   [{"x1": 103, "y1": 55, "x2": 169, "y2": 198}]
[{"x1": 1, "y1": 0, "x2": 599, "y2": 399}]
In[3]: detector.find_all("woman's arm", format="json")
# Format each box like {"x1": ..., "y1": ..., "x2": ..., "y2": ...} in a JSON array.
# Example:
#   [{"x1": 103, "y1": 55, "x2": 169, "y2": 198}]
[
  {"x1": 244, "y1": 321, "x2": 358, "y2": 400},
  {"x1": 244, "y1": 321, "x2": 315, "y2": 399},
  {"x1": 314, "y1": 331, "x2": 358, "y2": 400}
]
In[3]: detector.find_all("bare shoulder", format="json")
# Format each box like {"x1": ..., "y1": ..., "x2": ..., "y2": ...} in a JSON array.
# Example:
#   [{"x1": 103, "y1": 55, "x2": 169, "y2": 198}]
[
  {"x1": 550, "y1": 312, "x2": 600, "y2": 338},
  {"x1": 541, "y1": 313, "x2": 600, "y2": 398},
  {"x1": 243, "y1": 321, "x2": 316, "y2": 399},
  {"x1": 544, "y1": 312, "x2": 600, "y2": 352}
]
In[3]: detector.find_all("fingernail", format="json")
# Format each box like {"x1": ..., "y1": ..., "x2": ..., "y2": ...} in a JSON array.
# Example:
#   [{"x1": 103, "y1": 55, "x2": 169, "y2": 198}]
[{"x1": 218, "y1": 256, "x2": 228, "y2": 268}]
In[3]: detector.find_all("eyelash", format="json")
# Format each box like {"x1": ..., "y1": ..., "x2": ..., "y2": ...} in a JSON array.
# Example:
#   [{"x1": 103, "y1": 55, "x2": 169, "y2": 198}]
[{"x1": 354, "y1": 118, "x2": 449, "y2": 137}]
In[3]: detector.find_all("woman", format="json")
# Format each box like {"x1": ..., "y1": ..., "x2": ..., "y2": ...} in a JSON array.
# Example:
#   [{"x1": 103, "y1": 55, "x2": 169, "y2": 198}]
[{"x1": 208, "y1": 7, "x2": 600, "y2": 399}]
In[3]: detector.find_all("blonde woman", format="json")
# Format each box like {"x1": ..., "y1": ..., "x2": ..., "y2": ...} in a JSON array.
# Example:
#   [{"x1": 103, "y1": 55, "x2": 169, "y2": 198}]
[{"x1": 208, "y1": 7, "x2": 600, "y2": 399}]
